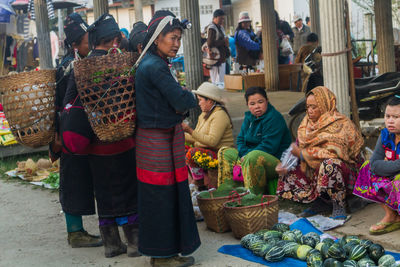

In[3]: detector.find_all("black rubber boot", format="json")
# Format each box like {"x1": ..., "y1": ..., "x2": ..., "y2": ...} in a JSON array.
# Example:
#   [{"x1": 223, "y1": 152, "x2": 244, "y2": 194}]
[
  {"x1": 150, "y1": 256, "x2": 195, "y2": 267},
  {"x1": 122, "y1": 223, "x2": 141, "y2": 257},
  {"x1": 67, "y1": 230, "x2": 103, "y2": 248},
  {"x1": 99, "y1": 224, "x2": 127, "y2": 258}
]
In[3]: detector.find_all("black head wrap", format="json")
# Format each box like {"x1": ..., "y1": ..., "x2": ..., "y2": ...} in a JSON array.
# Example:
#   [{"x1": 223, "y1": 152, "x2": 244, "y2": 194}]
[
  {"x1": 64, "y1": 13, "x2": 88, "y2": 47},
  {"x1": 87, "y1": 13, "x2": 121, "y2": 50},
  {"x1": 129, "y1": 21, "x2": 147, "y2": 52},
  {"x1": 143, "y1": 10, "x2": 183, "y2": 50}
]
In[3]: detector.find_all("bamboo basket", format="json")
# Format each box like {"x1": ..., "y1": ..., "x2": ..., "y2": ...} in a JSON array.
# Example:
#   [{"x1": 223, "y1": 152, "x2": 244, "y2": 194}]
[
  {"x1": 223, "y1": 195, "x2": 279, "y2": 239},
  {"x1": 74, "y1": 52, "x2": 139, "y2": 142},
  {"x1": 197, "y1": 190, "x2": 248, "y2": 233},
  {"x1": 0, "y1": 70, "x2": 56, "y2": 147}
]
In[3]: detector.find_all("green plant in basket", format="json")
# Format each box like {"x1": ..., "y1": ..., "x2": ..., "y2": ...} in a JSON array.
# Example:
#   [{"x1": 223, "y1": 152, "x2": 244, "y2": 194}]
[
  {"x1": 197, "y1": 179, "x2": 247, "y2": 198},
  {"x1": 225, "y1": 193, "x2": 269, "y2": 207}
]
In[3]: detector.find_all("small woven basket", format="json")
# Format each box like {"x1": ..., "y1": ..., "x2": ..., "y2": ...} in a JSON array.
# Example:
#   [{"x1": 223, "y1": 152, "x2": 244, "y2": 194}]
[
  {"x1": 223, "y1": 195, "x2": 279, "y2": 239},
  {"x1": 74, "y1": 51, "x2": 139, "y2": 142},
  {"x1": 0, "y1": 70, "x2": 56, "y2": 147},
  {"x1": 197, "y1": 190, "x2": 248, "y2": 233}
]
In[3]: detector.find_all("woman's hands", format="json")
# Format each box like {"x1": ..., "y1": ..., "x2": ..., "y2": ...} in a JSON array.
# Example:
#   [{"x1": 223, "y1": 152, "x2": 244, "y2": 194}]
[
  {"x1": 275, "y1": 142, "x2": 301, "y2": 176},
  {"x1": 275, "y1": 163, "x2": 288, "y2": 175},
  {"x1": 291, "y1": 142, "x2": 301, "y2": 158},
  {"x1": 181, "y1": 122, "x2": 193, "y2": 134}
]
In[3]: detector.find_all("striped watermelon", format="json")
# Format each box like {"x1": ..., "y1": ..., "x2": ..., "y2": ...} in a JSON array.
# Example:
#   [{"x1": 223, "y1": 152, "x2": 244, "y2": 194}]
[
  {"x1": 275, "y1": 240, "x2": 289, "y2": 248},
  {"x1": 378, "y1": 254, "x2": 396, "y2": 267},
  {"x1": 266, "y1": 238, "x2": 280, "y2": 246},
  {"x1": 306, "y1": 250, "x2": 323, "y2": 267},
  {"x1": 262, "y1": 230, "x2": 282, "y2": 241},
  {"x1": 368, "y1": 243, "x2": 385, "y2": 261},
  {"x1": 305, "y1": 232, "x2": 321, "y2": 244},
  {"x1": 342, "y1": 260, "x2": 357, "y2": 267},
  {"x1": 322, "y1": 238, "x2": 335, "y2": 246},
  {"x1": 283, "y1": 242, "x2": 300, "y2": 258},
  {"x1": 323, "y1": 258, "x2": 344, "y2": 267},
  {"x1": 315, "y1": 242, "x2": 325, "y2": 251},
  {"x1": 349, "y1": 245, "x2": 367, "y2": 261},
  {"x1": 264, "y1": 246, "x2": 285, "y2": 262},
  {"x1": 359, "y1": 239, "x2": 373, "y2": 250},
  {"x1": 240, "y1": 234, "x2": 262, "y2": 249},
  {"x1": 320, "y1": 243, "x2": 331, "y2": 260},
  {"x1": 327, "y1": 243, "x2": 346, "y2": 261},
  {"x1": 297, "y1": 244, "x2": 313, "y2": 260},
  {"x1": 272, "y1": 223, "x2": 290, "y2": 233},
  {"x1": 343, "y1": 241, "x2": 359, "y2": 255},
  {"x1": 357, "y1": 258, "x2": 375, "y2": 267},
  {"x1": 302, "y1": 235, "x2": 317, "y2": 248},
  {"x1": 282, "y1": 231, "x2": 298, "y2": 242},
  {"x1": 252, "y1": 243, "x2": 273, "y2": 257},
  {"x1": 291, "y1": 229, "x2": 303, "y2": 241},
  {"x1": 344, "y1": 235, "x2": 360, "y2": 244}
]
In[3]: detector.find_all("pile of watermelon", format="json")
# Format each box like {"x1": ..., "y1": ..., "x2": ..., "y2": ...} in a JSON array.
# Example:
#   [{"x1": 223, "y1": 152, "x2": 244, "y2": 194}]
[{"x1": 240, "y1": 223, "x2": 399, "y2": 267}]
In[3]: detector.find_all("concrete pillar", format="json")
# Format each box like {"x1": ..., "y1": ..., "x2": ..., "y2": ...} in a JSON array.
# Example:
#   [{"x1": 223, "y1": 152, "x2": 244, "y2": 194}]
[
  {"x1": 57, "y1": 9, "x2": 65, "y2": 58},
  {"x1": 309, "y1": 0, "x2": 321, "y2": 38},
  {"x1": 180, "y1": 0, "x2": 202, "y2": 127},
  {"x1": 34, "y1": 0, "x2": 53, "y2": 69},
  {"x1": 375, "y1": 0, "x2": 396, "y2": 73},
  {"x1": 93, "y1": 0, "x2": 109, "y2": 19},
  {"x1": 135, "y1": 0, "x2": 143, "y2": 22},
  {"x1": 319, "y1": 0, "x2": 350, "y2": 116},
  {"x1": 260, "y1": 0, "x2": 279, "y2": 91}
]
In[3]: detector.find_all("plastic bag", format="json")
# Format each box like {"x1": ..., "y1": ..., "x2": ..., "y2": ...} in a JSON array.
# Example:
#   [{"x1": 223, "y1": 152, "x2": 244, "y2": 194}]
[
  {"x1": 280, "y1": 146, "x2": 298, "y2": 171},
  {"x1": 280, "y1": 37, "x2": 293, "y2": 57}
]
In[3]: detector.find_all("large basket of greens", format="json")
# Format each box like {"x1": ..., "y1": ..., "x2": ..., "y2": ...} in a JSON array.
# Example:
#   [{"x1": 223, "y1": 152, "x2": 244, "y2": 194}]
[
  {"x1": 73, "y1": 51, "x2": 139, "y2": 142},
  {"x1": 224, "y1": 194, "x2": 279, "y2": 239},
  {"x1": 0, "y1": 70, "x2": 56, "y2": 147},
  {"x1": 197, "y1": 180, "x2": 248, "y2": 233}
]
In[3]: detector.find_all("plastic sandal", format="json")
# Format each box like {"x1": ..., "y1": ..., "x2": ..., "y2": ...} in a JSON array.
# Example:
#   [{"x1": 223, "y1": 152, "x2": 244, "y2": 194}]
[{"x1": 369, "y1": 221, "x2": 400, "y2": 235}]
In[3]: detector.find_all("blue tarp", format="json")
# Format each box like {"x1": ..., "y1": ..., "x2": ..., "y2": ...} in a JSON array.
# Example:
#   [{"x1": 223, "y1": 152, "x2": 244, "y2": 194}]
[{"x1": 218, "y1": 218, "x2": 400, "y2": 266}]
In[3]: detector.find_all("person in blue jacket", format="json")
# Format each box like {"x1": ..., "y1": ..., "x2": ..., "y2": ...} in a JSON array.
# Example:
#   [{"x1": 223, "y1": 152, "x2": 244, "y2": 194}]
[
  {"x1": 218, "y1": 87, "x2": 291, "y2": 195},
  {"x1": 234, "y1": 11, "x2": 261, "y2": 69}
]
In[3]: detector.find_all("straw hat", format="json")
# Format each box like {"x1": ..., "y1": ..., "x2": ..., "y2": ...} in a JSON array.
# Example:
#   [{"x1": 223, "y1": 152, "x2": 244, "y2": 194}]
[
  {"x1": 193, "y1": 82, "x2": 224, "y2": 104},
  {"x1": 238, "y1": 11, "x2": 252, "y2": 23}
]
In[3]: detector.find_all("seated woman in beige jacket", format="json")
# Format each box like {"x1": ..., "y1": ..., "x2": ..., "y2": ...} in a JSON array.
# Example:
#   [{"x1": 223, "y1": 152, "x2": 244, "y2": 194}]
[{"x1": 182, "y1": 82, "x2": 234, "y2": 183}]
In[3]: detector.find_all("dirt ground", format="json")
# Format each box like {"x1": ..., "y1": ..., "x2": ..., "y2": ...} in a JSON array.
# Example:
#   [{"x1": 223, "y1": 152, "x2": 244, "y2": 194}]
[{"x1": 0, "y1": 178, "x2": 262, "y2": 267}]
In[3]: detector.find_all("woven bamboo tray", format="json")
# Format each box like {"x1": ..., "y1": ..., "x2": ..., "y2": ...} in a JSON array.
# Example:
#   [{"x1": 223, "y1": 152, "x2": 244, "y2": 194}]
[
  {"x1": 0, "y1": 70, "x2": 56, "y2": 148},
  {"x1": 197, "y1": 190, "x2": 249, "y2": 233},
  {"x1": 223, "y1": 195, "x2": 279, "y2": 239},
  {"x1": 74, "y1": 52, "x2": 139, "y2": 142}
]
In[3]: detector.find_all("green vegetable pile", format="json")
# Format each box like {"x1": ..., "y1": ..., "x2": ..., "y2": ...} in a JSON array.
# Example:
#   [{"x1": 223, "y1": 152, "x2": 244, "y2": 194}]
[
  {"x1": 197, "y1": 179, "x2": 247, "y2": 198},
  {"x1": 42, "y1": 172, "x2": 59, "y2": 189},
  {"x1": 225, "y1": 192, "x2": 270, "y2": 207},
  {"x1": 240, "y1": 223, "x2": 400, "y2": 266}
]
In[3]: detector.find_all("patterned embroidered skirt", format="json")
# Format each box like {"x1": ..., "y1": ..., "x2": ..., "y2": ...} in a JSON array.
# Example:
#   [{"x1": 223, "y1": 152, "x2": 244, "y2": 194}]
[
  {"x1": 353, "y1": 161, "x2": 400, "y2": 213},
  {"x1": 277, "y1": 158, "x2": 357, "y2": 206},
  {"x1": 136, "y1": 125, "x2": 201, "y2": 257}
]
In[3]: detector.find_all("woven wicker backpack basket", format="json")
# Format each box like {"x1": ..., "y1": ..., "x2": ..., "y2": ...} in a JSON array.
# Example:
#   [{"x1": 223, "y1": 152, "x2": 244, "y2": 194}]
[
  {"x1": 223, "y1": 194, "x2": 279, "y2": 239},
  {"x1": 74, "y1": 51, "x2": 139, "y2": 142},
  {"x1": 197, "y1": 190, "x2": 249, "y2": 233},
  {"x1": 0, "y1": 69, "x2": 56, "y2": 148}
]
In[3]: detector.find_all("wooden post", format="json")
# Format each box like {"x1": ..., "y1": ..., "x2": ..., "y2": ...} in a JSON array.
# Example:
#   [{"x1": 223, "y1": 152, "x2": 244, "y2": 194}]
[
  {"x1": 93, "y1": 0, "x2": 109, "y2": 19},
  {"x1": 180, "y1": 0, "x2": 202, "y2": 127},
  {"x1": 375, "y1": 0, "x2": 396, "y2": 73},
  {"x1": 34, "y1": 0, "x2": 53, "y2": 69},
  {"x1": 345, "y1": 1, "x2": 360, "y2": 128},
  {"x1": 134, "y1": 0, "x2": 143, "y2": 22},
  {"x1": 309, "y1": 0, "x2": 321, "y2": 38},
  {"x1": 260, "y1": 0, "x2": 279, "y2": 91}
]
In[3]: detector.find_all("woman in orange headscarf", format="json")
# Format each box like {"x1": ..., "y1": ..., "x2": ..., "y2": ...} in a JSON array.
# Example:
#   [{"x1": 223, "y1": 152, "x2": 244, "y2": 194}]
[{"x1": 276, "y1": 87, "x2": 363, "y2": 219}]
